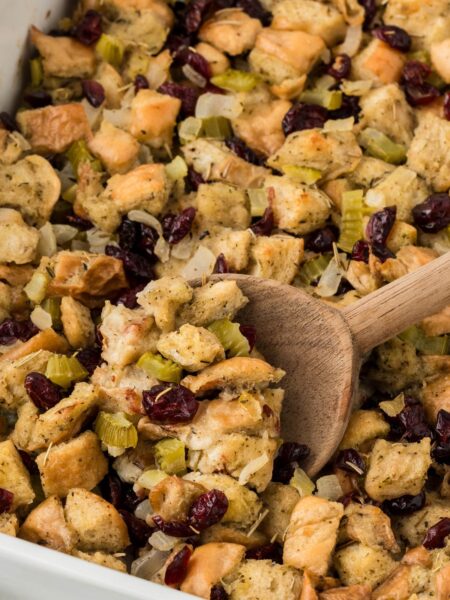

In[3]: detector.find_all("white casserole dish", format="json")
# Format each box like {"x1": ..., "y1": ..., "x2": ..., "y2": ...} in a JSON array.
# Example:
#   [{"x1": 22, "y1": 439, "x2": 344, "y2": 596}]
[{"x1": 0, "y1": 3, "x2": 194, "y2": 598}]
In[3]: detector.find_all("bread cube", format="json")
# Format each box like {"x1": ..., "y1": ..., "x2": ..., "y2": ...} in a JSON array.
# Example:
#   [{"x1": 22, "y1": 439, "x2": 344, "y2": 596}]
[
  {"x1": 334, "y1": 543, "x2": 397, "y2": 588},
  {"x1": 341, "y1": 503, "x2": 399, "y2": 552},
  {"x1": 61, "y1": 296, "x2": 95, "y2": 349},
  {"x1": 248, "y1": 235, "x2": 304, "y2": 284},
  {"x1": 72, "y1": 550, "x2": 126, "y2": 572},
  {"x1": 199, "y1": 9, "x2": 262, "y2": 56},
  {"x1": 0, "y1": 513, "x2": 19, "y2": 537},
  {"x1": 137, "y1": 276, "x2": 193, "y2": 332},
  {"x1": 260, "y1": 482, "x2": 299, "y2": 543},
  {"x1": 339, "y1": 410, "x2": 389, "y2": 450},
  {"x1": 0, "y1": 440, "x2": 35, "y2": 510},
  {"x1": 202, "y1": 228, "x2": 252, "y2": 272},
  {"x1": 232, "y1": 100, "x2": 290, "y2": 156},
  {"x1": 0, "y1": 209, "x2": 39, "y2": 265},
  {"x1": 157, "y1": 324, "x2": 224, "y2": 372},
  {"x1": 129, "y1": 89, "x2": 181, "y2": 148},
  {"x1": 352, "y1": 39, "x2": 406, "y2": 85},
  {"x1": 88, "y1": 120, "x2": 139, "y2": 174},
  {"x1": 225, "y1": 559, "x2": 302, "y2": 600},
  {"x1": 19, "y1": 496, "x2": 77, "y2": 551},
  {"x1": 195, "y1": 182, "x2": 251, "y2": 229},
  {"x1": 420, "y1": 373, "x2": 450, "y2": 422}
]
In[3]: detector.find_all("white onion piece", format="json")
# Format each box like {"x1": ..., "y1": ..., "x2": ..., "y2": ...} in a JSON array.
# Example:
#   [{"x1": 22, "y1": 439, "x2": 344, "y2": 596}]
[
  {"x1": 113, "y1": 453, "x2": 143, "y2": 484},
  {"x1": 81, "y1": 98, "x2": 103, "y2": 129},
  {"x1": 86, "y1": 228, "x2": 116, "y2": 254},
  {"x1": 315, "y1": 475, "x2": 344, "y2": 501},
  {"x1": 38, "y1": 222, "x2": 57, "y2": 257},
  {"x1": 56, "y1": 162, "x2": 76, "y2": 191},
  {"x1": 181, "y1": 245, "x2": 216, "y2": 280},
  {"x1": 155, "y1": 237, "x2": 170, "y2": 263},
  {"x1": 419, "y1": 230, "x2": 450, "y2": 256},
  {"x1": 71, "y1": 239, "x2": 90, "y2": 251},
  {"x1": 323, "y1": 117, "x2": 355, "y2": 132},
  {"x1": 10, "y1": 131, "x2": 31, "y2": 152},
  {"x1": 365, "y1": 189, "x2": 386, "y2": 209},
  {"x1": 335, "y1": 25, "x2": 362, "y2": 57},
  {"x1": 316, "y1": 257, "x2": 343, "y2": 298},
  {"x1": 182, "y1": 64, "x2": 207, "y2": 88},
  {"x1": 195, "y1": 92, "x2": 243, "y2": 119},
  {"x1": 52, "y1": 224, "x2": 78, "y2": 245},
  {"x1": 238, "y1": 452, "x2": 269, "y2": 486},
  {"x1": 171, "y1": 236, "x2": 195, "y2": 260},
  {"x1": 103, "y1": 108, "x2": 131, "y2": 130},
  {"x1": 131, "y1": 549, "x2": 169, "y2": 580},
  {"x1": 149, "y1": 530, "x2": 180, "y2": 552},
  {"x1": 30, "y1": 306, "x2": 52, "y2": 331},
  {"x1": 134, "y1": 499, "x2": 153, "y2": 521},
  {"x1": 341, "y1": 79, "x2": 372, "y2": 96},
  {"x1": 146, "y1": 61, "x2": 167, "y2": 90},
  {"x1": 127, "y1": 210, "x2": 163, "y2": 235}
]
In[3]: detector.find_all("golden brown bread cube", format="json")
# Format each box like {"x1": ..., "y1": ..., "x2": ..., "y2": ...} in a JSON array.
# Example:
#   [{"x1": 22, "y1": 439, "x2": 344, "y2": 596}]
[
  {"x1": 371, "y1": 564, "x2": 431, "y2": 600},
  {"x1": 60, "y1": 296, "x2": 95, "y2": 349},
  {"x1": 36, "y1": 431, "x2": 108, "y2": 498},
  {"x1": 156, "y1": 324, "x2": 224, "y2": 372},
  {"x1": 195, "y1": 182, "x2": 251, "y2": 230},
  {"x1": 129, "y1": 89, "x2": 181, "y2": 147},
  {"x1": 0, "y1": 439, "x2": 35, "y2": 510},
  {"x1": 421, "y1": 306, "x2": 450, "y2": 336},
  {"x1": 72, "y1": 550, "x2": 127, "y2": 572},
  {"x1": 0, "y1": 513, "x2": 19, "y2": 537},
  {"x1": 339, "y1": 410, "x2": 389, "y2": 450},
  {"x1": 260, "y1": 482, "x2": 299, "y2": 543},
  {"x1": 199, "y1": 9, "x2": 262, "y2": 56},
  {"x1": 88, "y1": 120, "x2": 139, "y2": 174},
  {"x1": 0, "y1": 208, "x2": 39, "y2": 265},
  {"x1": 137, "y1": 276, "x2": 193, "y2": 332},
  {"x1": 31, "y1": 27, "x2": 96, "y2": 78},
  {"x1": 319, "y1": 584, "x2": 372, "y2": 600},
  {"x1": 421, "y1": 373, "x2": 450, "y2": 422},
  {"x1": 340, "y1": 503, "x2": 400, "y2": 553},
  {"x1": 149, "y1": 476, "x2": 206, "y2": 522},
  {"x1": 225, "y1": 559, "x2": 302, "y2": 600},
  {"x1": 19, "y1": 495, "x2": 77, "y2": 552},
  {"x1": 334, "y1": 543, "x2": 397, "y2": 588},
  {"x1": 351, "y1": 39, "x2": 406, "y2": 85},
  {"x1": 248, "y1": 235, "x2": 304, "y2": 284}
]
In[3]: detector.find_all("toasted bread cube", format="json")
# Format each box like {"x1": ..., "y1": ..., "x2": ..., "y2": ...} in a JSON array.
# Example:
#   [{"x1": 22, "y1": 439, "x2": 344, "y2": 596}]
[
  {"x1": 199, "y1": 9, "x2": 262, "y2": 56},
  {"x1": 202, "y1": 228, "x2": 253, "y2": 272},
  {"x1": 395, "y1": 498, "x2": 450, "y2": 547},
  {"x1": 19, "y1": 496, "x2": 77, "y2": 551},
  {"x1": 386, "y1": 221, "x2": 417, "y2": 253},
  {"x1": 0, "y1": 440, "x2": 35, "y2": 510},
  {"x1": 365, "y1": 438, "x2": 431, "y2": 501},
  {"x1": 107, "y1": 8, "x2": 169, "y2": 53},
  {"x1": 372, "y1": 564, "x2": 431, "y2": 600},
  {"x1": 149, "y1": 476, "x2": 206, "y2": 522},
  {"x1": 0, "y1": 130, "x2": 30, "y2": 166},
  {"x1": 137, "y1": 276, "x2": 193, "y2": 332},
  {"x1": 334, "y1": 543, "x2": 397, "y2": 588},
  {"x1": 0, "y1": 209, "x2": 39, "y2": 265},
  {"x1": 129, "y1": 89, "x2": 181, "y2": 148},
  {"x1": 17, "y1": 104, "x2": 91, "y2": 154},
  {"x1": 181, "y1": 543, "x2": 246, "y2": 598},
  {"x1": 60, "y1": 296, "x2": 95, "y2": 349},
  {"x1": 345, "y1": 261, "x2": 379, "y2": 296},
  {"x1": 36, "y1": 431, "x2": 108, "y2": 498},
  {"x1": 352, "y1": 39, "x2": 406, "y2": 85},
  {"x1": 260, "y1": 482, "x2": 299, "y2": 543},
  {"x1": 157, "y1": 324, "x2": 224, "y2": 372},
  {"x1": 95, "y1": 62, "x2": 124, "y2": 109},
  {"x1": 195, "y1": 42, "x2": 230, "y2": 76},
  {"x1": 283, "y1": 496, "x2": 343, "y2": 576},
  {"x1": 339, "y1": 410, "x2": 389, "y2": 450},
  {"x1": 225, "y1": 559, "x2": 302, "y2": 600},
  {"x1": 0, "y1": 513, "x2": 19, "y2": 537},
  {"x1": 420, "y1": 373, "x2": 450, "y2": 422},
  {"x1": 341, "y1": 503, "x2": 399, "y2": 553},
  {"x1": 421, "y1": 306, "x2": 450, "y2": 337},
  {"x1": 88, "y1": 120, "x2": 139, "y2": 174},
  {"x1": 31, "y1": 27, "x2": 95, "y2": 78},
  {"x1": 248, "y1": 235, "x2": 304, "y2": 284},
  {"x1": 431, "y1": 38, "x2": 450, "y2": 83},
  {"x1": 64, "y1": 488, "x2": 129, "y2": 552},
  {"x1": 368, "y1": 337, "x2": 423, "y2": 394},
  {"x1": 92, "y1": 363, "x2": 155, "y2": 415},
  {"x1": 72, "y1": 550, "x2": 126, "y2": 572},
  {"x1": 321, "y1": 584, "x2": 372, "y2": 600},
  {"x1": 195, "y1": 182, "x2": 251, "y2": 229}
]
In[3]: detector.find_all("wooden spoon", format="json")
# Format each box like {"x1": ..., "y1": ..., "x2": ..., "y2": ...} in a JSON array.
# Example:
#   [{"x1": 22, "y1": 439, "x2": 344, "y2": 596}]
[{"x1": 210, "y1": 252, "x2": 450, "y2": 476}]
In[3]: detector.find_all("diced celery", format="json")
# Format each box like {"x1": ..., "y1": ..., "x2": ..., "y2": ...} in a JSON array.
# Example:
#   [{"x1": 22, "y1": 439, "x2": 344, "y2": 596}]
[
  {"x1": 337, "y1": 189, "x2": 364, "y2": 253},
  {"x1": 178, "y1": 117, "x2": 203, "y2": 145},
  {"x1": 315, "y1": 75, "x2": 336, "y2": 91},
  {"x1": 201, "y1": 116, "x2": 232, "y2": 139},
  {"x1": 165, "y1": 156, "x2": 188, "y2": 181},
  {"x1": 95, "y1": 411, "x2": 138, "y2": 449},
  {"x1": 300, "y1": 89, "x2": 342, "y2": 110},
  {"x1": 137, "y1": 469, "x2": 168, "y2": 490},
  {"x1": 45, "y1": 354, "x2": 88, "y2": 388},
  {"x1": 210, "y1": 69, "x2": 260, "y2": 92},
  {"x1": 62, "y1": 183, "x2": 78, "y2": 203},
  {"x1": 24, "y1": 271, "x2": 51, "y2": 305},
  {"x1": 281, "y1": 165, "x2": 322, "y2": 185},
  {"x1": 41, "y1": 297, "x2": 62, "y2": 330},
  {"x1": 297, "y1": 254, "x2": 332, "y2": 286},
  {"x1": 126, "y1": 50, "x2": 151, "y2": 81},
  {"x1": 427, "y1": 71, "x2": 446, "y2": 91},
  {"x1": 290, "y1": 467, "x2": 315, "y2": 497},
  {"x1": 66, "y1": 140, "x2": 102, "y2": 177},
  {"x1": 154, "y1": 438, "x2": 186, "y2": 474},
  {"x1": 399, "y1": 326, "x2": 449, "y2": 355},
  {"x1": 407, "y1": 50, "x2": 430, "y2": 64},
  {"x1": 248, "y1": 188, "x2": 268, "y2": 217},
  {"x1": 137, "y1": 352, "x2": 183, "y2": 383},
  {"x1": 96, "y1": 34, "x2": 124, "y2": 68},
  {"x1": 30, "y1": 58, "x2": 43, "y2": 88},
  {"x1": 359, "y1": 128, "x2": 406, "y2": 165},
  {"x1": 208, "y1": 319, "x2": 250, "y2": 357}
]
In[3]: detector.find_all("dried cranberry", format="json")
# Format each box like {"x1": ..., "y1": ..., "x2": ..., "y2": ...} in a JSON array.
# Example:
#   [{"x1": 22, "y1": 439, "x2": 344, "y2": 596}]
[
  {"x1": 24, "y1": 90, "x2": 52, "y2": 108},
  {"x1": 186, "y1": 167, "x2": 205, "y2": 192},
  {"x1": 0, "y1": 488, "x2": 13, "y2": 514},
  {"x1": 162, "y1": 207, "x2": 196, "y2": 244},
  {"x1": 327, "y1": 54, "x2": 351, "y2": 80},
  {"x1": 239, "y1": 324, "x2": 256, "y2": 352},
  {"x1": 404, "y1": 82, "x2": 440, "y2": 107},
  {"x1": 74, "y1": 10, "x2": 102, "y2": 46},
  {"x1": 165, "y1": 545, "x2": 192, "y2": 586},
  {"x1": 338, "y1": 491, "x2": 362, "y2": 508},
  {"x1": 329, "y1": 94, "x2": 361, "y2": 122},
  {"x1": 123, "y1": 487, "x2": 143, "y2": 513},
  {"x1": 213, "y1": 253, "x2": 229, "y2": 274},
  {"x1": 65, "y1": 213, "x2": 93, "y2": 230},
  {"x1": 159, "y1": 82, "x2": 201, "y2": 117},
  {"x1": 366, "y1": 206, "x2": 396, "y2": 246},
  {"x1": 412, "y1": 194, "x2": 450, "y2": 233},
  {"x1": 432, "y1": 443, "x2": 450, "y2": 464},
  {"x1": 351, "y1": 240, "x2": 370, "y2": 263},
  {"x1": 0, "y1": 319, "x2": 38, "y2": 345},
  {"x1": 0, "y1": 112, "x2": 18, "y2": 132},
  {"x1": 138, "y1": 224, "x2": 159, "y2": 259},
  {"x1": 335, "y1": 449, "x2": 366, "y2": 475},
  {"x1": 189, "y1": 489, "x2": 228, "y2": 530},
  {"x1": 119, "y1": 509, "x2": 153, "y2": 547},
  {"x1": 210, "y1": 585, "x2": 229, "y2": 600},
  {"x1": 116, "y1": 282, "x2": 147, "y2": 309},
  {"x1": 382, "y1": 491, "x2": 426, "y2": 516},
  {"x1": 225, "y1": 136, "x2": 265, "y2": 166},
  {"x1": 24, "y1": 372, "x2": 62, "y2": 411},
  {"x1": 105, "y1": 245, "x2": 153, "y2": 281},
  {"x1": 236, "y1": 0, "x2": 271, "y2": 23},
  {"x1": 444, "y1": 91, "x2": 450, "y2": 121},
  {"x1": 402, "y1": 61, "x2": 431, "y2": 86},
  {"x1": 175, "y1": 47, "x2": 212, "y2": 80},
  {"x1": 436, "y1": 410, "x2": 450, "y2": 444},
  {"x1": 423, "y1": 518, "x2": 450, "y2": 549},
  {"x1": 82, "y1": 80, "x2": 105, "y2": 108},
  {"x1": 185, "y1": 0, "x2": 213, "y2": 33},
  {"x1": 250, "y1": 206, "x2": 275, "y2": 236},
  {"x1": 76, "y1": 347, "x2": 102, "y2": 375},
  {"x1": 101, "y1": 472, "x2": 123, "y2": 508},
  {"x1": 272, "y1": 442, "x2": 310, "y2": 484},
  {"x1": 143, "y1": 384, "x2": 199, "y2": 424},
  {"x1": 135, "y1": 74, "x2": 150, "y2": 93},
  {"x1": 246, "y1": 542, "x2": 283, "y2": 563},
  {"x1": 282, "y1": 103, "x2": 328, "y2": 136},
  {"x1": 358, "y1": 0, "x2": 376, "y2": 29},
  {"x1": 304, "y1": 226, "x2": 338, "y2": 253},
  {"x1": 371, "y1": 243, "x2": 395, "y2": 263},
  {"x1": 393, "y1": 396, "x2": 432, "y2": 442},
  {"x1": 152, "y1": 515, "x2": 194, "y2": 537},
  {"x1": 118, "y1": 218, "x2": 140, "y2": 252},
  {"x1": 373, "y1": 25, "x2": 411, "y2": 52}
]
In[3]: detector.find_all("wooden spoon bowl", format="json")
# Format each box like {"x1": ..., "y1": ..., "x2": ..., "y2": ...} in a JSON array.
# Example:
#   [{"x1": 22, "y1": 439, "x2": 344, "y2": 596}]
[{"x1": 209, "y1": 252, "x2": 450, "y2": 475}]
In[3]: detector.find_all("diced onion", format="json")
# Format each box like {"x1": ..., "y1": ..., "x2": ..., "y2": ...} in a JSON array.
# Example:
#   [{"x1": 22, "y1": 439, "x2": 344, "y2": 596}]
[
  {"x1": 323, "y1": 117, "x2": 355, "y2": 132},
  {"x1": 103, "y1": 107, "x2": 131, "y2": 130},
  {"x1": 30, "y1": 306, "x2": 52, "y2": 331},
  {"x1": 81, "y1": 98, "x2": 103, "y2": 129},
  {"x1": 165, "y1": 156, "x2": 188, "y2": 181},
  {"x1": 182, "y1": 64, "x2": 207, "y2": 88},
  {"x1": 340, "y1": 79, "x2": 372, "y2": 96},
  {"x1": 379, "y1": 393, "x2": 405, "y2": 417},
  {"x1": 138, "y1": 469, "x2": 169, "y2": 490},
  {"x1": 181, "y1": 245, "x2": 216, "y2": 279},
  {"x1": 86, "y1": 228, "x2": 116, "y2": 254},
  {"x1": 315, "y1": 75, "x2": 336, "y2": 91},
  {"x1": 155, "y1": 237, "x2": 171, "y2": 263},
  {"x1": 38, "y1": 222, "x2": 57, "y2": 258},
  {"x1": 131, "y1": 549, "x2": 169, "y2": 579},
  {"x1": 195, "y1": 93, "x2": 243, "y2": 119},
  {"x1": 290, "y1": 468, "x2": 315, "y2": 497},
  {"x1": 52, "y1": 224, "x2": 78, "y2": 245},
  {"x1": 135, "y1": 499, "x2": 153, "y2": 521},
  {"x1": 335, "y1": 25, "x2": 363, "y2": 57},
  {"x1": 24, "y1": 271, "x2": 51, "y2": 305},
  {"x1": 148, "y1": 531, "x2": 180, "y2": 552},
  {"x1": 315, "y1": 475, "x2": 343, "y2": 501},
  {"x1": 316, "y1": 257, "x2": 343, "y2": 298},
  {"x1": 171, "y1": 236, "x2": 195, "y2": 260},
  {"x1": 127, "y1": 210, "x2": 163, "y2": 235},
  {"x1": 238, "y1": 452, "x2": 269, "y2": 486}
]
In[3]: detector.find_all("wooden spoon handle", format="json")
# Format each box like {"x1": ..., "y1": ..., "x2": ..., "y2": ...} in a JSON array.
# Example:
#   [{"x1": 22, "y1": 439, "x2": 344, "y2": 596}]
[{"x1": 342, "y1": 252, "x2": 450, "y2": 355}]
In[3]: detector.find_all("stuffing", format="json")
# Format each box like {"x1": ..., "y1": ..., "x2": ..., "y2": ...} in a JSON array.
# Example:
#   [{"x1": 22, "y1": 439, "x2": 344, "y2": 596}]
[
  {"x1": 0, "y1": 331, "x2": 68, "y2": 368},
  {"x1": 407, "y1": 113, "x2": 450, "y2": 191},
  {"x1": 0, "y1": 440, "x2": 35, "y2": 510},
  {"x1": 339, "y1": 410, "x2": 389, "y2": 450},
  {"x1": 320, "y1": 584, "x2": 372, "y2": 600},
  {"x1": 260, "y1": 482, "x2": 299, "y2": 543},
  {"x1": 0, "y1": 155, "x2": 61, "y2": 226},
  {"x1": 225, "y1": 559, "x2": 302, "y2": 600},
  {"x1": 386, "y1": 221, "x2": 417, "y2": 253},
  {"x1": 421, "y1": 305, "x2": 450, "y2": 336},
  {"x1": 431, "y1": 38, "x2": 450, "y2": 83},
  {"x1": 368, "y1": 337, "x2": 423, "y2": 393},
  {"x1": 19, "y1": 495, "x2": 77, "y2": 552},
  {"x1": 156, "y1": 324, "x2": 224, "y2": 371},
  {"x1": 149, "y1": 476, "x2": 206, "y2": 522},
  {"x1": 247, "y1": 235, "x2": 304, "y2": 284},
  {"x1": 137, "y1": 276, "x2": 193, "y2": 332},
  {"x1": 202, "y1": 228, "x2": 253, "y2": 272},
  {"x1": 420, "y1": 373, "x2": 450, "y2": 422},
  {"x1": 0, "y1": 209, "x2": 39, "y2": 265},
  {"x1": 330, "y1": 0, "x2": 364, "y2": 26},
  {"x1": 271, "y1": 0, "x2": 346, "y2": 47},
  {"x1": 129, "y1": 89, "x2": 181, "y2": 147},
  {"x1": 184, "y1": 472, "x2": 263, "y2": 527},
  {"x1": 177, "y1": 280, "x2": 248, "y2": 328},
  {"x1": 47, "y1": 251, "x2": 127, "y2": 304},
  {"x1": 107, "y1": 9, "x2": 169, "y2": 54},
  {"x1": 30, "y1": 27, "x2": 95, "y2": 78},
  {"x1": 60, "y1": 296, "x2": 95, "y2": 349},
  {"x1": 195, "y1": 182, "x2": 251, "y2": 229},
  {"x1": 72, "y1": 550, "x2": 126, "y2": 572},
  {"x1": 94, "y1": 62, "x2": 124, "y2": 109},
  {"x1": 199, "y1": 524, "x2": 266, "y2": 549},
  {"x1": 340, "y1": 503, "x2": 400, "y2": 553},
  {"x1": 181, "y1": 356, "x2": 285, "y2": 396},
  {"x1": 0, "y1": 130, "x2": 30, "y2": 165},
  {"x1": 268, "y1": 130, "x2": 362, "y2": 181},
  {"x1": 17, "y1": 104, "x2": 92, "y2": 154},
  {"x1": 351, "y1": 39, "x2": 406, "y2": 85},
  {"x1": 345, "y1": 261, "x2": 380, "y2": 296},
  {"x1": 100, "y1": 302, "x2": 156, "y2": 367},
  {"x1": 199, "y1": 9, "x2": 262, "y2": 56},
  {"x1": 359, "y1": 84, "x2": 415, "y2": 146},
  {"x1": 36, "y1": 431, "x2": 108, "y2": 498},
  {"x1": 349, "y1": 157, "x2": 395, "y2": 190},
  {"x1": 88, "y1": 120, "x2": 139, "y2": 174},
  {"x1": 182, "y1": 139, "x2": 268, "y2": 188},
  {"x1": 371, "y1": 564, "x2": 432, "y2": 599},
  {"x1": 92, "y1": 363, "x2": 154, "y2": 414},
  {"x1": 283, "y1": 496, "x2": 344, "y2": 576},
  {"x1": 195, "y1": 42, "x2": 230, "y2": 76},
  {"x1": 334, "y1": 543, "x2": 397, "y2": 588},
  {"x1": 64, "y1": 488, "x2": 130, "y2": 552},
  {"x1": 181, "y1": 543, "x2": 246, "y2": 599},
  {"x1": 265, "y1": 175, "x2": 331, "y2": 234},
  {"x1": 105, "y1": 0, "x2": 174, "y2": 26},
  {"x1": 364, "y1": 438, "x2": 432, "y2": 501},
  {"x1": 0, "y1": 513, "x2": 19, "y2": 537},
  {"x1": 376, "y1": 245, "x2": 438, "y2": 283}
]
